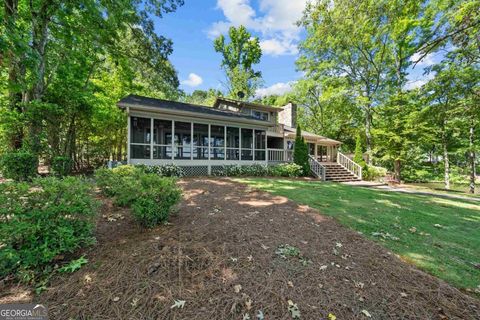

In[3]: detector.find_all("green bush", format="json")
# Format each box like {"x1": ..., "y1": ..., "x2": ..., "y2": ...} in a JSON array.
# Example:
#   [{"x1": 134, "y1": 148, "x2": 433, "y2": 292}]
[
  {"x1": 211, "y1": 163, "x2": 303, "y2": 177},
  {"x1": 293, "y1": 125, "x2": 310, "y2": 176},
  {"x1": 137, "y1": 164, "x2": 185, "y2": 177},
  {"x1": 94, "y1": 166, "x2": 182, "y2": 228},
  {"x1": 269, "y1": 163, "x2": 303, "y2": 177},
  {"x1": 131, "y1": 175, "x2": 182, "y2": 227},
  {"x1": 0, "y1": 177, "x2": 98, "y2": 281},
  {"x1": 363, "y1": 165, "x2": 388, "y2": 181},
  {"x1": 0, "y1": 151, "x2": 38, "y2": 181},
  {"x1": 51, "y1": 156, "x2": 73, "y2": 177}
]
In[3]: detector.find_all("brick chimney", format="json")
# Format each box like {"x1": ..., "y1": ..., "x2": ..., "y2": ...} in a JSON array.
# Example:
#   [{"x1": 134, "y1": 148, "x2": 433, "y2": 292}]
[{"x1": 278, "y1": 102, "x2": 297, "y2": 128}]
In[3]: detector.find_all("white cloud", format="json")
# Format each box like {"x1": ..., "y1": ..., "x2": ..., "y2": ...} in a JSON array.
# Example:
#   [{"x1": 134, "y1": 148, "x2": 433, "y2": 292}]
[
  {"x1": 208, "y1": 0, "x2": 309, "y2": 56},
  {"x1": 410, "y1": 52, "x2": 436, "y2": 67},
  {"x1": 260, "y1": 38, "x2": 298, "y2": 56},
  {"x1": 181, "y1": 73, "x2": 203, "y2": 87},
  {"x1": 255, "y1": 81, "x2": 294, "y2": 98},
  {"x1": 405, "y1": 72, "x2": 435, "y2": 90}
]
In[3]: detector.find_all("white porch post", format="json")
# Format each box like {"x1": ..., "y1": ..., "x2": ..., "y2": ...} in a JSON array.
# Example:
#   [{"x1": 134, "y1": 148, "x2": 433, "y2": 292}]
[
  {"x1": 150, "y1": 118, "x2": 154, "y2": 160},
  {"x1": 171, "y1": 120, "x2": 175, "y2": 160},
  {"x1": 126, "y1": 108, "x2": 130, "y2": 164},
  {"x1": 207, "y1": 124, "x2": 211, "y2": 174}
]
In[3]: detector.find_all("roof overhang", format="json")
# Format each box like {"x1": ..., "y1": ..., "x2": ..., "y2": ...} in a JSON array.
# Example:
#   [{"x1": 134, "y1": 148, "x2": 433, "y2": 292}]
[
  {"x1": 118, "y1": 101, "x2": 271, "y2": 128},
  {"x1": 214, "y1": 97, "x2": 283, "y2": 112}
]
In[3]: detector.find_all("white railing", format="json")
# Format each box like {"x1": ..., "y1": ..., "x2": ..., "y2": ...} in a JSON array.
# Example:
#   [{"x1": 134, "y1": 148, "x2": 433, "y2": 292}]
[
  {"x1": 337, "y1": 152, "x2": 362, "y2": 180},
  {"x1": 267, "y1": 149, "x2": 293, "y2": 163},
  {"x1": 308, "y1": 155, "x2": 326, "y2": 180}
]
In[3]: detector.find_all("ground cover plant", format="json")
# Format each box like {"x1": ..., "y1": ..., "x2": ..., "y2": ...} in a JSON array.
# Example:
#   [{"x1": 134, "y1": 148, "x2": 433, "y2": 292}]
[
  {"x1": 238, "y1": 178, "x2": 480, "y2": 291},
  {"x1": 0, "y1": 176, "x2": 98, "y2": 284},
  {"x1": 95, "y1": 165, "x2": 182, "y2": 227}
]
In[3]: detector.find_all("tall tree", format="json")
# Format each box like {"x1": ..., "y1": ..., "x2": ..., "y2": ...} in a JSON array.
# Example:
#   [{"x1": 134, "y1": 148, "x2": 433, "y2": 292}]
[
  {"x1": 298, "y1": 0, "x2": 391, "y2": 163},
  {"x1": 214, "y1": 25, "x2": 262, "y2": 100}
]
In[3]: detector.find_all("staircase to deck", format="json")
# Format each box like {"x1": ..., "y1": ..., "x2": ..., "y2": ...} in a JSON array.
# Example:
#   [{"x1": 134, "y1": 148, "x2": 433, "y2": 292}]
[
  {"x1": 308, "y1": 153, "x2": 362, "y2": 182},
  {"x1": 322, "y1": 162, "x2": 360, "y2": 182}
]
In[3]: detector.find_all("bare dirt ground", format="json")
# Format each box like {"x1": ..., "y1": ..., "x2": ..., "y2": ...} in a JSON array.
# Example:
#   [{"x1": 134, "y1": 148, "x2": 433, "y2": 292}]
[{"x1": 2, "y1": 178, "x2": 479, "y2": 319}]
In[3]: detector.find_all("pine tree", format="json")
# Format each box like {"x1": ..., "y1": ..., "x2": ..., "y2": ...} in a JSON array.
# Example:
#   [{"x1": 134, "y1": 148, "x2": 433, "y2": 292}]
[
  {"x1": 293, "y1": 125, "x2": 310, "y2": 176},
  {"x1": 353, "y1": 134, "x2": 365, "y2": 166}
]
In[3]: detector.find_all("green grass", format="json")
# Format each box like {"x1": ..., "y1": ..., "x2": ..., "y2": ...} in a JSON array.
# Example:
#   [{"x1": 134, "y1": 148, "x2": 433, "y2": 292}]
[
  {"x1": 237, "y1": 178, "x2": 480, "y2": 291},
  {"x1": 406, "y1": 182, "x2": 480, "y2": 196}
]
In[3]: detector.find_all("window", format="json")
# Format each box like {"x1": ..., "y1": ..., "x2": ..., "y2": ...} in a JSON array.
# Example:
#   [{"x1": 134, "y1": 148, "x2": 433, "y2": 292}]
[
  {"x1": 193, "y1": 123, "x2": 209, "y2": 160},
  {"x1": 174, "y1": 121, "x2": 191, "y2": 159},
  {"x1": 254, "y1": 130, "x2": 266, "y2": 160},
  {"x1": 226, "y1": 127, "x2": 240, "y2": 160},
  {"x1": 252, "y1": 110, "x2": 269, "y2": 121},
  {"x1": 241, "y1": 128, "x2": 253, "y2": 160},
  {"x1": 130, "y1": 117, "x2": 151, "y2": 159},
  {"x1": 153, "y1": 119, "x2": 172, "y2": 159},
  {"x1": 210, "y1": 125, "x2": 225, "y2": 160}
]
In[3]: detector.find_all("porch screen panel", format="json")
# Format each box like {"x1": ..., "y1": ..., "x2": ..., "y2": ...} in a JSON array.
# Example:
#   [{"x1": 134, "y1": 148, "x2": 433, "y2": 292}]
[
  {"x1": 210, "y1": 125, "x2": 225, "y2": 160},
  {"x1": 174, "y1": 121, "x2": 192, "y2": 160},
  {"x1": 254, "y1": 129, "x2": 266, "y2": 161},
  {"x1": 130, "y1": 117, "x2": 151, "y2": 159},
  {"x1": 193, "y1": 123, "x2": 209, "y2": 159},
  {"x1": 241, "y1": 128, "x2": 253, "y2": 160},
  {"x1": 153, "y1": 119, "x2": 172, "y2": 159},
  {"x1": 226, "y1": 127, "x2": 239, "y2": 160}
]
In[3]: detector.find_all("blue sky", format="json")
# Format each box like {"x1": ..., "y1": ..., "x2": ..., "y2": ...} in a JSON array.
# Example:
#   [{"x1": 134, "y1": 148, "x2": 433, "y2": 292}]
[
  {"x1": 154, "y1": 0, "x2": 440, "y2": 97},
  {"x1": 154, "y1": 0, "x2": 307, "y2": 97}
]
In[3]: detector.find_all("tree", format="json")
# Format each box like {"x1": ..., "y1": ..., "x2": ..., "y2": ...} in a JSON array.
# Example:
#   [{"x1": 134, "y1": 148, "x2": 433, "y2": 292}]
[
  {"x1": 298, "y1": 0, "x2": 391, "y2": 163},
  {"x1": 214, "y1": 26, "x2": 262, "y2": 100},
  {"x1": 0, "y1": 0, "x2": 183, "y2": 168},
  {"x1": 353, "y1": 134, "x2": 365, "y2": 166},
  {"x1": 293, "y1": 125, "x2": 310, "y2": 176}
]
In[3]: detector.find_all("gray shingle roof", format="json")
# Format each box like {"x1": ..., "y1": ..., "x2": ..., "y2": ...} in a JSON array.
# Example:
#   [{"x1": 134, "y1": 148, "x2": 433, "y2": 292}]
[{"x1": 118, "y1": 94, "x2": 262, "y2": 122}]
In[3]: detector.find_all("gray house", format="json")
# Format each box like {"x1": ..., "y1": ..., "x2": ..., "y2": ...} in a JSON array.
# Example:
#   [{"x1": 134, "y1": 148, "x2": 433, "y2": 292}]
[{"x1": 117, "y1": 95, "x2": 362, "y2": 181}]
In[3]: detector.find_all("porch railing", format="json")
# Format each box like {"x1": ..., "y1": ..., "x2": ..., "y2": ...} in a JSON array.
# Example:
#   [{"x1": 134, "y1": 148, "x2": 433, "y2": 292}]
[
  {"x1": 308, "y1": 155, "x2": 326, "y2": 180},
  {"x1": 337, "y1": 152, "x2": 362, "y2": 180},
  {"x1": 267, "y1": 149, "x2": 293, "y2": 163},
  {"x1": 268, "y1": 123, "x2": 284, "y2": 134}
]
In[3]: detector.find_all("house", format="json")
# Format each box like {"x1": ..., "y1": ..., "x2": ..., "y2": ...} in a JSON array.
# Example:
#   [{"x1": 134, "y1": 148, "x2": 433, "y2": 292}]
[{"x1": 117, "y1": 95, "x2": 362, "y2": 181}]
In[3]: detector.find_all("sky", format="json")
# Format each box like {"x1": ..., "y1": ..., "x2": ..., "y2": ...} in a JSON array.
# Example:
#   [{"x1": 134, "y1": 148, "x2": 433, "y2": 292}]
[{"x1": 153, "y1": 0, "x2": 440, "y2": 98}]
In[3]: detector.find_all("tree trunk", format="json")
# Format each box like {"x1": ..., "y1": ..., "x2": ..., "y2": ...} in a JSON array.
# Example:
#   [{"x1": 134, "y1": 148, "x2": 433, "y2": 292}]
[
  {"x1": 365, "y1": 108, "x2": 372, "y2": 165},
  {"x1": 443, "y1": 138, "x2": 450, "y2": 190},
  {"x1": 469, "y1": 125, "x2": 476, "y2": 194},
  {"x1": 394, "y1": 159, "x2": 401, "y2": 182}
]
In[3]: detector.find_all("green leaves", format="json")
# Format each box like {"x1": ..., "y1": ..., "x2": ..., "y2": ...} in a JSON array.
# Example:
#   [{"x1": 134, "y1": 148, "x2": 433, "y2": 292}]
[
  {"x1": 58, "y1": 256, "x2": 88, "y2": 273},
  {"x1": 214, "y1": 25, "x2": 262, "y2": 99}
]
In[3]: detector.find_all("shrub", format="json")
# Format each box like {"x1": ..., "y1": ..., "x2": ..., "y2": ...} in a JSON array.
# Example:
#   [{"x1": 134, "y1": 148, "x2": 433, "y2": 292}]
[
  {"x1": 0, "y1": 177, "x2": 98, "y2": 281},
  {"x1": 51, "y1": 156, "x2": 73, "y2": 177},
  {"x1": 137, "y1": 164, "x2": 185, "y2": 177},
  {"x1": 0, "y1": 151, "x2": 38, "y2": 181},
  {"x1": 293, "y1": 125, "x2": 310, "y2": 176},
  {"x1": 363, "y1": 165, "x2": 388, "y2": 181},
  {"x1": 131, "y1": 175, "x2": 182, "y2": 227},
  {"x1": 94, "y1": 166, "x2": 182, "y2": 228},
  {"x1": 269, "y1": 163, "x2": 303, "y2": 177}
]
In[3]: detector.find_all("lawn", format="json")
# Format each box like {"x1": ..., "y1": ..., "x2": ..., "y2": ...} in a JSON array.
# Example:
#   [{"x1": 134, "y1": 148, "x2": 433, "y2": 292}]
[{"x1": 237, "y1": 178, "x2": 480, "y2": 291}]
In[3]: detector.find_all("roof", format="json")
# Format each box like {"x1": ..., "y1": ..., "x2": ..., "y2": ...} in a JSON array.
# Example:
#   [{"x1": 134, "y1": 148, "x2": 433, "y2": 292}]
[
  {"x1": 213, "y1": 97, "x2": 283, "y2": 112},
  {"x1": 117, "y1": 94, "x2": 269, "y2": 124},
  {"x1": 284, "y1": 126, "x2": 342, "y2": 145}
]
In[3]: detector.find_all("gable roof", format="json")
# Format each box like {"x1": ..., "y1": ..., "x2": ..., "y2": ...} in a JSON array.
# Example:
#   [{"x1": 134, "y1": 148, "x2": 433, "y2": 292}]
[
  {"x1": 117, "y1": 94, "x2": 269, "y2": 125},
  {"x1": 213, "y1": 97, "x2": 283, "y2": 112}
]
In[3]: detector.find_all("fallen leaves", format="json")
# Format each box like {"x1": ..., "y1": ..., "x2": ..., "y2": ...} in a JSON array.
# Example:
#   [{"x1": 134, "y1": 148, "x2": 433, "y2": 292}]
[
  {"x1": 170, "y1": 299, "x2": 185, "y2": 309},
  {"x1": 234, "y1": 284, "x2": 242, "y2": 293},
  {"x1": 361, "y1": 309, "x2": 372, "y2": 317},
  {"x1": 287, "y1": 300, "x2": 301, "y2": 319}
]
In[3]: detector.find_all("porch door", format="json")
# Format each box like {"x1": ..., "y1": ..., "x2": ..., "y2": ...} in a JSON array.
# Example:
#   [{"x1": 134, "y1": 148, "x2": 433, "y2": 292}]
[
  {"x1": 317, "y1": 145, "x2": 327, "y2": 162},
  {"x1": 307, "y1": 143, "x2": 315, "y2": 156}
]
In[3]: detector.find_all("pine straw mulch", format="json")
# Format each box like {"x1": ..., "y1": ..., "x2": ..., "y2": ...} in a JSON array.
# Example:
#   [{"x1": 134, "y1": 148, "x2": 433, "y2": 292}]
[{"x1": 2, "y1": 178, "x2": 479, "y2": 319}]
